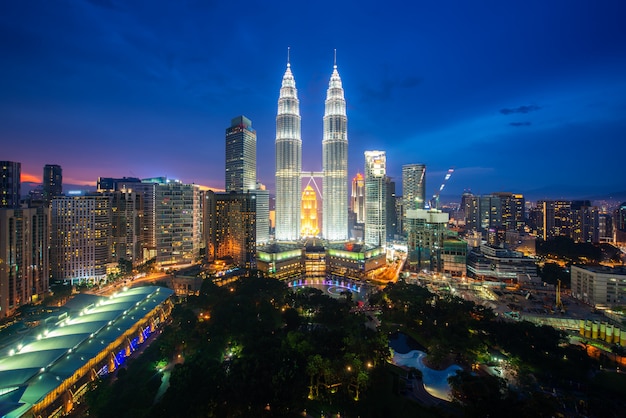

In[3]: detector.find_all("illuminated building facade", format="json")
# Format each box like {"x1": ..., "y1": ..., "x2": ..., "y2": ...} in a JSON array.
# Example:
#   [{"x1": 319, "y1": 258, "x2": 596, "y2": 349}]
[
  {"x1": 322, "y1": 58, "x2": 348, "y2": 241},
  {"x1": 301, "y1": 185, "x2": 320, "y2": 237},
  {"x1": 0, "y1": 161, "x2": 21, "y2": 208},
  {"x1": 205, "y1": 191, "x2": 256, "y2": 268},
  {"x1": 256, "y1": 243, "x2": 304, "y2": 280},
  {"x1": 402, "y1": 163, "x2": 426, "y2": 213},
  {"x1": 225, "y1": 115, "x2": 257, "y2": 193},
  {"x1": 364, "y1": 151, "x2": 387, "y2": 248},
  {"x1": 108, "y1": 190, "x2": 144, "y2": 264},
  {"x1": 50, "y1": 194, "x2": 111, "y2": 285},
  {"x1": 492, "y1": 192, "x2": 525, "y2": 232},
  {"x1": 43, "y1": 164, "x2": 63, "y2": 206},
  {"x1": 351, "y1": 173, "x2": 365, "y2": 223},
  {"x1": 275, "y1": 56, "x2": 302, "y2": 241},
  {"x1": 405, "y1": 208, "x2": 449, "y2": 272},
  {"x1": 254, "y1": 183, "x2": 270, "y2": 245},
  {"x1": 0, "y1": 207, "x2": 49, "y2": 319},
  {"x1": 571, "y1": 265, "x2": 626, "y2": 306},
  {"x1": 98, "y1": 177, "x2": 157, "y2": 261},
  {"x1": 154, "y1": 180, "x2": 201, "y2": 265}
]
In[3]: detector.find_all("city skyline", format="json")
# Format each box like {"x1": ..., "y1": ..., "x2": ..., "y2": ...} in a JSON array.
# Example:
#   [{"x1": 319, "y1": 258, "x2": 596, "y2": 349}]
[{"x1": 2, "y1": 1, "x2": 626, "y2": 199}]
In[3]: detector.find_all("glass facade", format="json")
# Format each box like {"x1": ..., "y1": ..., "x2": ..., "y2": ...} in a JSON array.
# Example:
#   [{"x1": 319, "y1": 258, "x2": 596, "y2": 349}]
[
  {"x1": 225, "y1": 115, "x2": 256, "y2": 193},
  {"x1": 364, "y1": 151, "x2": 386, "y2": 248}
]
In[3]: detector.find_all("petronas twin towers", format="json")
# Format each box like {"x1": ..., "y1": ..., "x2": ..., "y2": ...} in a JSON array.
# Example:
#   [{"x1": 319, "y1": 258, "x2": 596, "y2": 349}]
[{"x1": 275, "y1": 51, "x2": 348, "y2": 242}]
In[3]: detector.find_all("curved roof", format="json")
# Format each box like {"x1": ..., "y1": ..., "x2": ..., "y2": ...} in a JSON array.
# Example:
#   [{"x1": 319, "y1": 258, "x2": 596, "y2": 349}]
[{"x1": 0, "y1": 286, "x2": 174, "y2": 418}]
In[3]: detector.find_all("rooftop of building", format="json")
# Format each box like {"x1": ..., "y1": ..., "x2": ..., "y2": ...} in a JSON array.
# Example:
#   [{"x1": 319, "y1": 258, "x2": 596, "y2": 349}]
[
  {"x1": 573, "y1": 265, "x2": 626, "y2": 275},
  {"x1": 0, "y1": 286, "x2": 174, "y2": 417}
]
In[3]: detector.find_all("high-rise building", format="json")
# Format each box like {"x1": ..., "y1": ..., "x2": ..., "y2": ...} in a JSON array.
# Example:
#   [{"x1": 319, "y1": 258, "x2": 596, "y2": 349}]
[
  {"x1": 0, "y1": 207, "x2": 49, "y2": 318},
  {"x1": 254, "y1": 183, "x2": 270, "y2": 245},
  {"x1": 385, "y1": 177, "x2": 397, "y2": 240},
  {"x1": 0, "y1": 161, "x2": 21, "y2": 208},
  {"x1": 101, "y1": 177, "x2": 157, "y2": 260},
  {"x1": 205, "y1": 191, "x2": 256, "y2": 268},
  {"x1": 405, "y1": 209, "x2": 449, "y2": 272},
  {"x1": 50, "y1": 194, "x2": 111, "y2": 285},
  {"x1": 275, "y1": 53, "x2": 302, "y2": 241},
  {"x1": 108, "y1": 190, "x2": 144, "y2": 264},
  {"x1": 402, "y1": 163, "x2": 426, "y2": 214},
  {"x1": 322, "y1": 56, "x2": 348, "y2": 241},
  {"x1": 154, "y1": 180, "x2": 201, "y2": 265},
  {"x1": 351, "y1": 173, "x2": 365, "y2": 223},
  {"x1": 364, "y1": 151, "x2": 387, "y2": 248},
  {"x1": 492, "y1": 192, "x2": 525, "y2": 232},
  {"x1": 225, "y1": 115, "x2": 257, "y2": 193},
  {"x1": 43, "y1": 164, "x2": 63, "y2": 205},
  {"x1": 301, "y1": 185, "x2": 320, "y2": 237}
]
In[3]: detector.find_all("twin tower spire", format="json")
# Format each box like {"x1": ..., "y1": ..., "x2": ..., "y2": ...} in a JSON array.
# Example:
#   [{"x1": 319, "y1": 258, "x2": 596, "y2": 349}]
[{"x1": 275, "y1": 49, "x2": 348, "y2": 242}]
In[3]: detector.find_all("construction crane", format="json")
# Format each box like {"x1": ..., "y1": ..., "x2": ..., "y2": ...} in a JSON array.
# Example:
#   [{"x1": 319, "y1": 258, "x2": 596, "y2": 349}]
[
  {"x1": 431, "y1": 167, "x2": 454, "y2": 209},
  {"x1": 556, "y1": 279, "x2": 565, "y2": 312}
]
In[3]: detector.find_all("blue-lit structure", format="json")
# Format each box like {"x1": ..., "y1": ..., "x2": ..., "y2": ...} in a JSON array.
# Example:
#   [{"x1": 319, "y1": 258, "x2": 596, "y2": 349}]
[{"x1": 0, "y1": 286, "x2": 174, "y2": 418}]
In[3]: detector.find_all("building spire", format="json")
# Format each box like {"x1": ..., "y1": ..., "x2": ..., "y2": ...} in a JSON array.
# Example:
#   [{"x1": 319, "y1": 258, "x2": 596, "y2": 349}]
[
  {"x1": 287, "y1": 46, "x2": 291, "y2": 68},
  {"x1": 333, "y1": 48, "x2": 337, "y2": 69}
]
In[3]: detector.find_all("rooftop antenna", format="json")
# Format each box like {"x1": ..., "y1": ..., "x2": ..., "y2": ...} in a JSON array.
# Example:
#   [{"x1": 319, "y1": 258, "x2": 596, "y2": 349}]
[{"x1": 287, "y1": 46, "x2": 291, "y2": 67}]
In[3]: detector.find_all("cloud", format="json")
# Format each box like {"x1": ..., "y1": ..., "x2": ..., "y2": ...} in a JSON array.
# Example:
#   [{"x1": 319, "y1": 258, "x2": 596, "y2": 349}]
[
  {"x1": 500, "y1": 104, "x2": 541, "y2": 115},
  {"x1": 509, "y1": 121, "x2": 531, "y2": 127},
  {"x1": 359, "y1": 76, "x2": 422, "y2": 102}
]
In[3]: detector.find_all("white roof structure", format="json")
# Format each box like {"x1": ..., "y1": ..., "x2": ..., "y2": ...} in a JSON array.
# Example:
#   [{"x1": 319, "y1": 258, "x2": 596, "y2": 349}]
[{"x1": 0, "y1": 286, "x2": 174, "y2": 418}]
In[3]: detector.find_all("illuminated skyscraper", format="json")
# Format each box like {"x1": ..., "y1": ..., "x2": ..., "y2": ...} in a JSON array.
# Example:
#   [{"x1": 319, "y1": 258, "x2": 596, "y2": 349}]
[
  {"x1": 402, "y1": 164, "x2": 426, "y2": 214},
  {"x1": 43, "y1": 164, "x2": 63, "y2": 205},
  {"x1": 322, "y1": 53, "x2": 348, "y2": 241},
  {"x1": 225, "y1": 115, "x2": 256, "y2": 193},
  {"x1": 0, "y1": 206, "x2": 49, "y2": 318},
  {"x1": 275, "y1": 51, "x2": 302, "y2": 241},
  {"x1": 364, "y1": 151, "x2": 387, "y2": 247},
  {"x1": 0, "y1": 161, "x2": 21, "y2": 208},
  {"x1": 50, "y1": 194, "x2": 111, "y2": 285},
  {"x1": 301, "y1": 185, "x2": 320, "y2": 237},
  {"x1": 351, "y1": 173, "x2": 365, "y2": 223}
]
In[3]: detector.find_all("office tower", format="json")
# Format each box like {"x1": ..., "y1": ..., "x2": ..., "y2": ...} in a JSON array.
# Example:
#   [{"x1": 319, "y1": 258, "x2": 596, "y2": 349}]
[
  {"x1": 536, "y1": 200, "x2": 572, "y2": 240},
  {"x1": 402, "y1": 164, "x2": 426, "y2": 215},
  {"x1": 614, "y1": 203, "x2": 626, "y2": 243},
  {"x1": 395, "y1": 195, "x2": 404, "y2": 234},
  {"x1": 463, "y1": 192, "x2": 480, "y2": 231},
  {"x1": 364, "y1": 151, "x2": 387, "y2": 248},
  {"x1": 301, "y1": 185, "x2": 320, "y2": 237},
  {"x1": 101, "y1": 177, "x2": 157, "y2": 260},
  {"x1": 322, "y1": 55, "x2": 348, "y2": 241},
  {"x1": 275, "y1": 53, "x2": 302, "y2": 241},
  {"x1": 43, "y1": 164, "x2": 63, "y2": 205},
  {"x1": 405, "y1": 209, "x2": 449, "y2": 272},
  {"x1": 0, "y1": 207, "x2": 49, "y2": 318},
  {"x1": 205, "y1": 191, "x2": 256, "y2": 268},
  {"x1": 385, "y1": 177, "x2": 397, "y2": 240},
  {"x1": 108, "y1": 190, "x2": 144, "y2": 264},
  {"x1": 0, "y1": 161, "x2": 21, "y2": 208},
  {"x1": 50, "y1": 194, "x2": 111, "y2": 285},
  {"x1": 571, "y1": 200, "x2": 599, "y2": 243},
  {"x1": 225, "y1": 115, "x2": 257, "y2": 193},
  {"x1": 492, "y1": 192, "x2": 525, "y2": 232},
  {"x1": 351, "y1": 173, "x2": 365, "y2": 223},
  {"x1": 154, "y1": 180, "x2": 201, "y2": 265},
  {"x1": 254, "y1": 182, "x2": 270, "y2": 245},
  {"x1": 478, "y1": 195, "x2": 502, "y2": 231}
]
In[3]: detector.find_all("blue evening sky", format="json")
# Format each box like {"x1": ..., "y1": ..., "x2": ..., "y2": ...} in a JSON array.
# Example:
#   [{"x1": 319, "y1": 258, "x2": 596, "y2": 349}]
[{"x1": 1, "y1": 0, "x2": 625, "y2": 199}]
